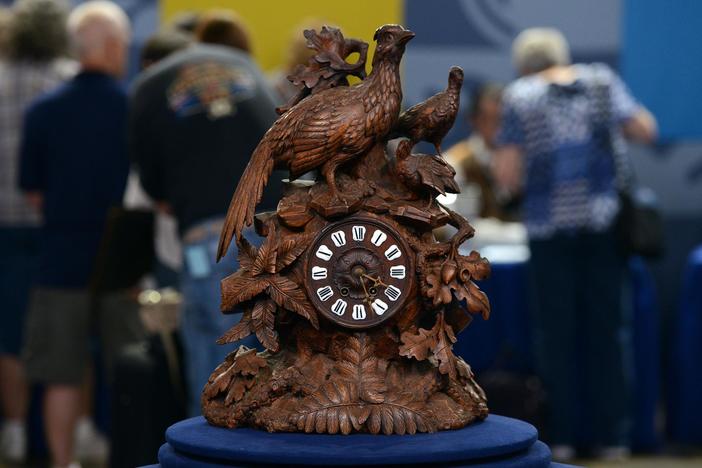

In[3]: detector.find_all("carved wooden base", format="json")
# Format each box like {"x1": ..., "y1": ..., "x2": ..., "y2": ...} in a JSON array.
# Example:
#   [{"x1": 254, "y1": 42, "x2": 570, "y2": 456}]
[{"x1": 202, "y1": 330, "x2": 487, "y2": 434}]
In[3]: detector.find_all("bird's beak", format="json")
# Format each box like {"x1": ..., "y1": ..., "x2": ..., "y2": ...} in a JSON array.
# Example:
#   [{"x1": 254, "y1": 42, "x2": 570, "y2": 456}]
[{"x1": 397, "y1": 30, "x2": 415, "y2": 45}]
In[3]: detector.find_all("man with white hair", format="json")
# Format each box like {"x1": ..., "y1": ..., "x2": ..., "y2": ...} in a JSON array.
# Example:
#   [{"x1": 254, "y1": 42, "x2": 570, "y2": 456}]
[
  {"x1": 19, "y1": 2, "x2": 142, "y2": 467},
  {"x1": 494, "y1": 28, "x2": 656, "y2": 461}
]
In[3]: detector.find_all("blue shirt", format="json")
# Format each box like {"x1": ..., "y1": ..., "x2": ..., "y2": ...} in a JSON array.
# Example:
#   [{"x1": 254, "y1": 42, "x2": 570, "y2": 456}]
[
  {"x1": 19, "y1": 71, "x2": 129, "y2": 288},
  {"x1": 497, "y1": 63, "x2": 639, "y2": 239}
]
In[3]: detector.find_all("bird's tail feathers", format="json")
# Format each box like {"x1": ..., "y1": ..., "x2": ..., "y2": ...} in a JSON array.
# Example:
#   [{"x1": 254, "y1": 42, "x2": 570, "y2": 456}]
[{"x1": 216, "y1": 141, "x2": 275, "y2": 261}]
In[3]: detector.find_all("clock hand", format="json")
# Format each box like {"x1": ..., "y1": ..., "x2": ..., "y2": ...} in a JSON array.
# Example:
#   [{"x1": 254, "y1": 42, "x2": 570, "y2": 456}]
[
  {"x1": 357, "y1": 271, "x2": 373, "y2": 304},
  {"x1": 361, "y1": 273, "x2": 389, "y2": 288}
]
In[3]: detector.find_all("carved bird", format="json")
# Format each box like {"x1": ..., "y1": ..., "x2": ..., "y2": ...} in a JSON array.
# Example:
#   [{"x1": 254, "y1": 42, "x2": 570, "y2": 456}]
[
  {"x1": 394, "y1": 139, "x2": 460, "y2": 207},
  {"x1": 217, "y1": 25, "x2": 415, "y2": 260},
  {"x1": 394, "y1": 66, "x2": 464, "y2": 155}
]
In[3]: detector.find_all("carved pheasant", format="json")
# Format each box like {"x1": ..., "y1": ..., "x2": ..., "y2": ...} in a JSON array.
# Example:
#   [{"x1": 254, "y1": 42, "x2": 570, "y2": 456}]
[
  {"x1": 394, "y1": 66, "x2": 464, "y2": 155},
  {"x1": 394, "y1": 139, "x2": 460, "y2": 207},
  {"x1": 217, "y1": 25, "x2": 415, "y2": 260}
]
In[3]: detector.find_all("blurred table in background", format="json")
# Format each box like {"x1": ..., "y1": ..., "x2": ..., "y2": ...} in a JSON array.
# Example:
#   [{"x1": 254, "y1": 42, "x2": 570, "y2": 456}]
[
  {"x1": 668, "y1": 245, "x2": 702, "y2": 445},
  {"x1": 454, "y1": 245, "x2": 661, "y2": 451}
]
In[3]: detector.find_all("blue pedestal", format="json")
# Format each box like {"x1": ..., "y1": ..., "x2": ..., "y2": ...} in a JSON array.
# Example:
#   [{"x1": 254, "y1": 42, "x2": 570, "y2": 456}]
[{"x1": 151, "y1": 415, "x2": 581, "y2": 467}]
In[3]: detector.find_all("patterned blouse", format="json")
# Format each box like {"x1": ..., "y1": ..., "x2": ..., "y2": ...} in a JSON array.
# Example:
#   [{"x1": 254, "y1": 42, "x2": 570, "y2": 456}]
[{"x1": 497, "y1": 63, "x2": 639, "y2": 239}]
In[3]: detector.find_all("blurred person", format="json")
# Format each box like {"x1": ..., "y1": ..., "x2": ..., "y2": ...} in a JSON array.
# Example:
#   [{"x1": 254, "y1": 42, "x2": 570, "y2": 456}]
[
  {"x1": 168, "y1": 11, "x2": 200, "y2": 37},
  {"x1": 494, "y1": 28, "x2": 656, "y2": 461},
  {"x1": 444, "y1": 83, "x2": 520, "y2": 220},
  {"x1": 18, "y1": 3, "x2": 142, "y2": 467},
  {"x1": 0, "y1": 0, "x2": 75, "y2": 463},
  {"x1": 139, "y1": 28, "x2": 191, "y2": 70},
  {"x1": 130, "y1": 9, "x2": 283, "y2": 416},
  {"x1": 123, "y1": 29, "x2": 193, "y2": 288}
]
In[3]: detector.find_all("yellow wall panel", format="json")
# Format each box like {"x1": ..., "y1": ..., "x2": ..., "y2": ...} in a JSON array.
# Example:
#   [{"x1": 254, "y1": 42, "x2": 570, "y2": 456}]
[{"x1": 161, "y1": 0, "x2": 403, "y2": 72}]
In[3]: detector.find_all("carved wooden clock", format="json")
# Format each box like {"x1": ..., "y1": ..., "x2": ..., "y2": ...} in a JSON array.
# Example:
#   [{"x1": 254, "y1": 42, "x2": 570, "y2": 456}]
[
  {"x1": 202, "y1": 24, "x2": 492, "y2": 436},
  {"x1": 305, "y1": 217, "x2": 414, "y2": 329}
]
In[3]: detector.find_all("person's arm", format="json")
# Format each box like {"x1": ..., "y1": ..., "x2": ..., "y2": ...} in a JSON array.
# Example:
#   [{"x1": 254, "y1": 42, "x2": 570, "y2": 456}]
[
  {"x1": 19, "y1": 101, "x2": 48, "y2": 210},
  {"x1": 607, "y1": 66, "x2": 658, "y2": 144},
  {"x1": 622, "y1": 107, "x2": 657, "y2": 144}
]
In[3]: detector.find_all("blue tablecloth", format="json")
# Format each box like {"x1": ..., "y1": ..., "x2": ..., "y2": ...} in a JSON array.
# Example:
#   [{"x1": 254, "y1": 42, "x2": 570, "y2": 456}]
[
  {"x1": 668, "y1": 245, "x2": 702, "y2": 444},
  {"x1": 454, "y1": 255, "x2": 661, "y2": 450}
]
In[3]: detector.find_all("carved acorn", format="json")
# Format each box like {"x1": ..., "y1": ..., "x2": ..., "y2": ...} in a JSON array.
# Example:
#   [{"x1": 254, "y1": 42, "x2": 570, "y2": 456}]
[{"x1": 441, "y1": 261, "x2": 457, "y2": 284}]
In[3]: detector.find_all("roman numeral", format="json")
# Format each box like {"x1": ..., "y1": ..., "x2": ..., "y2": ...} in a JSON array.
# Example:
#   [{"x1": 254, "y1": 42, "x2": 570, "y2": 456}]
[
  {"x1": 331, "y1": 230, "x2": 346, "y2": 247},
  {"x1": 385, "y1": 285, "x2": 401, "y2": 301},
  {"x1": 384, "y1": 245, "x2": 401, "y2": 260},
  {"x1": 315, "y1": 245, "x2": 333, "y2": 261},
  {"x1": 311, "y1": 266, "x2": 327, "y2": 280},
  {"x1": 389, "y1": 265, "x2": 406, "y2": 279},
  {"x1": 371, "y1": 229, "x2": 387, "y2": 246},
  {"x1": 352, "y1": 225, "x2": 366, "y2": 241},
  {"x1": 371, "y1": 299, "x2": 388, "y2": 316},
  {"x1": 316, "y1": 286, "x2": 333, "y2": 302},
  {"x1": 352, "y1": 304, "x2": 367, "y2": 320},
  {"x1": 331, "y1": 299, "x2": 347, "y2": 316}
]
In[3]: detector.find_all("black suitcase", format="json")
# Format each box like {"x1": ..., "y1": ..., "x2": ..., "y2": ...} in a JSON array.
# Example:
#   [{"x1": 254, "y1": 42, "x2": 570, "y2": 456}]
[{"x1": 110, "y1": 333, "x2": 187, "y2": 468}]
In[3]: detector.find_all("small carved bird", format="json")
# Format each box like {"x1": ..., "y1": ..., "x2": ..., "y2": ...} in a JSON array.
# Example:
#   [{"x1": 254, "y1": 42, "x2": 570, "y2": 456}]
[
  {"x1": 394, "y1": 66, "x2": 464, "y2": 155},
  {"x1": 217, "y1": 25, "x2": 415, "y2": 261},
  {"x1": 394, "y1": 139, "x2": 460, "y2": 207}
]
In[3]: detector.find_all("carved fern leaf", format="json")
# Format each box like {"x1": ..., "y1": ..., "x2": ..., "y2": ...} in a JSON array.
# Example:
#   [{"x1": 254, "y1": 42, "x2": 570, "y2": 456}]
[
  {"x1": 251, "y1": 224, "x2": 278, "y2": 276},
  {"x1": 367, "y1": 393, "x2": 435, "y2": 435},
  {"x1": 276, "y1": 235, "x2": 310, "y2": 271},
  {"x1": 236, "y1": 236, "x2": 259, "y2": 271},
  {"x1": 217, "y1": 309, "x2": 253, "y2": 344},
  {"x1": 267, "y1": 276, "x2": 319, "y2": 329},
  {"x1": 335, "y1": 334, "x2": 386, "y2": 403},
  {"x1": 251, "y1": 299, "x2": 279, "y2": 352},
  {"x1": 292, "y1": 380, "x2": 370, "y2": 434},
  {"x1": 221, "y1": 273, "x2": 268, "y2": 311}
]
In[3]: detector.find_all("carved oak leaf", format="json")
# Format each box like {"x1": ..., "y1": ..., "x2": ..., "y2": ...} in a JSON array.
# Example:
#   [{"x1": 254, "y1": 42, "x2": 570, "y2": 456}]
[
  {"x1": 457, "y1": 250, "x2": 491, "y2": 282},
  {"x1": 335, "y1": 334, "x2": 386, "y2": 404},
  {"x1": 203, "y1": 346, "x2": 266, "y2": 401},
  {"x1": 367, "y1": 393, "x2": 435, "y2": 435},
  {"x1": 251, "y1": 299, "x2": 279, "y2": 352},
  {"x1": 425, "y1": 272, "x2": 452, "y2": 306},
  {"x1": 221, "y1": 273, "x2": 268, "y2": 311},
  {"x1": 292, "y1": 380, "x2": 370, "y2": 434},
  {"x1": 275, "y1": 234, "x2": 310, "y2": 271},
  {"x1": 398, "y1": 326, "x2": 435, "y2": 361},
  {"x1": 453, "y1": 280, "x2": 491, "y2": 320},
  {"x1": 267, "y1": 276, "x2": 319, "y2": 329},
  {"x1": 399, "y1": 312, "x2": 459, "y2": 379},
  {"x1": 217, "y1": 309, "x2": 253, "y2": 344},
  {"x1": 232, "y1": 347, "x2": 268, "y2": 376},
  {"x1": 433, "y1": 312, "x2": 458, "y2": 379},
  {"x1": 225, "y1": 377, "x2": 256, "y2": 405}
]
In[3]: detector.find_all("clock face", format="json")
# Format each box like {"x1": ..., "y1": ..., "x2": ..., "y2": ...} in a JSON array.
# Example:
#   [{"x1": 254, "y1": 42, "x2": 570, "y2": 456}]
[{"x1": 305, "y1": 217, "x2": 414, "y2": 329}]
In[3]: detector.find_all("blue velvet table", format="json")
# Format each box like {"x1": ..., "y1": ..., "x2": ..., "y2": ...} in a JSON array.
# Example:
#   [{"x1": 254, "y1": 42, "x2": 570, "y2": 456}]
[
  {"x1": 454, "y1": 254, "x2": 661, "y2": 450},
  {"x1": 147, "y1": 415, "x2": 580, "y2": 467},
  {"x1": 668, "y1": 245, "x2": 702, "y2": 444}
]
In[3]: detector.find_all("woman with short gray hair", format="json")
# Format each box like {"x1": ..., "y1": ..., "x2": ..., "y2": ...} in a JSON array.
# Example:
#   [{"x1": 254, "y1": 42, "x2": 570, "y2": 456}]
[{"x1": 494, "y1": 27, "x2": 656, "y2": 462}]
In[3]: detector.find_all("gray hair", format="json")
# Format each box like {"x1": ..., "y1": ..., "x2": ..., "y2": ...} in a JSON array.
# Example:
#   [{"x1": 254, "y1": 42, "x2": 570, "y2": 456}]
[
  {"x1": 6, "y1": 0, "x2": 70, "y2": 61},
  {"x1": 67, "y1": 1, "x2": 130, "y2": 60},
  {"x1": 512, "y1": 27, "x2": 571, "y2": 75}
]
